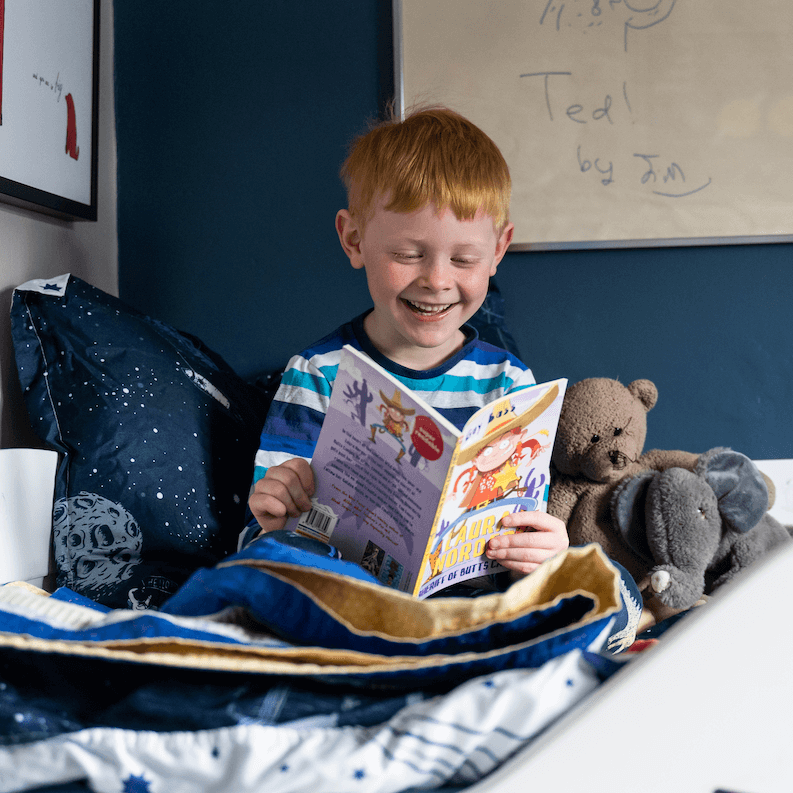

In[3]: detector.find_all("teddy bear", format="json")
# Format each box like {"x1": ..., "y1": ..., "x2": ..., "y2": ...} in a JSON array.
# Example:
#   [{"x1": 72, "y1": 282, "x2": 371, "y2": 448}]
[
  {"x1": 610, "y1": 447, "x2": 791, "y2": 617},
  {"x1": 548, "y1": 377, "x2": 699, "y2": 584}
]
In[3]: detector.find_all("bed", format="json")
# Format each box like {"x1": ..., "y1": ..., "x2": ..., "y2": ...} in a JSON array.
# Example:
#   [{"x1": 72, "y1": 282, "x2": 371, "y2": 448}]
[{"x1": 2, "y1": 275, "x2": 792, "y2": 793}]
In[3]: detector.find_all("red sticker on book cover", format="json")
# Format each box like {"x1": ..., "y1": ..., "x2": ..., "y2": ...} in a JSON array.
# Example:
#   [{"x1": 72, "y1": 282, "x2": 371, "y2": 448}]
[{"x1": 411, "y1": 415, "x2": 444, "y2": 461}]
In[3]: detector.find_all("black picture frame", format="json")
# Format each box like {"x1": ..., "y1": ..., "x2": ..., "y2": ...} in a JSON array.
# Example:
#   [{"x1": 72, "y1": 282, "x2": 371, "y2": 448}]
[{"x1": 0, "y1": 0, "x2": 99, "y2": 221}]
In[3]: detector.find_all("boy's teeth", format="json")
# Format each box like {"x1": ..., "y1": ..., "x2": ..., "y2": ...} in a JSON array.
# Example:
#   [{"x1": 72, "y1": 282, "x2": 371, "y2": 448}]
[{"x1": 406, "y1": 300, "x2": 452, "y2": 315}]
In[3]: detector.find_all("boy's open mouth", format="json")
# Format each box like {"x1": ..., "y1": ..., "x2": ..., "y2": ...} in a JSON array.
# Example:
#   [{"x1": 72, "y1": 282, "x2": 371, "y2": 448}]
[{"x1": 402, "y1": 299, "x2": 455, "y2": 317}]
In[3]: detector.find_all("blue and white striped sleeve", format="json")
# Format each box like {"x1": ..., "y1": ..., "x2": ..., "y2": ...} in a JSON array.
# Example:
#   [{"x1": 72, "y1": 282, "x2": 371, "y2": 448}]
[
  {"x1": 504, "y1": 361, "x2": 536, "y2": 393},
  {"x1": 251, "y1": 353, "x2": 335, "y2": 485}
]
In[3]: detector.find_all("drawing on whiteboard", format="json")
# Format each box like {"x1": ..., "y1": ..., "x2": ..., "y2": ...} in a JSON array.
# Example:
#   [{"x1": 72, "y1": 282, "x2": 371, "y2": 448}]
[
  {"x1": 575, "y1": 147, "x2": 711, "y2": 197},
  {"x1": 519, "y1": 71, "x2": 633, "y2": 123},
  {"x1": 522, "y1": 69, "x2": 712, "y2": 198},
  {"x1": 633, "y1": 154, "x2": 710, "y2": 197},
  {"x1": 539, "y1": 0, "x2": 677, "y2": 52}
]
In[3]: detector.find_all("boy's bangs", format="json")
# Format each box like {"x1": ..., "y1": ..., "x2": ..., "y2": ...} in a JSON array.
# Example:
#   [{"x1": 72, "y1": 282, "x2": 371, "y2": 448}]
[
  {"x1": 384, "y1": 179, "x2": 508, "y2": 231},
  {"x1": 382, "y1": 138, "x2": 510, "y2": 230}
]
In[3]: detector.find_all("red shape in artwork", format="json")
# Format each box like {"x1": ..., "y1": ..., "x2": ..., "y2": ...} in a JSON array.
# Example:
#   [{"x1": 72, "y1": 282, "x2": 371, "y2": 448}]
[
  {"x1": 411, "y1": 415, "x2": 445, "y2": 462},
  {"x1": 65, "y1": 93, "x2": 79, "y2": 160}
]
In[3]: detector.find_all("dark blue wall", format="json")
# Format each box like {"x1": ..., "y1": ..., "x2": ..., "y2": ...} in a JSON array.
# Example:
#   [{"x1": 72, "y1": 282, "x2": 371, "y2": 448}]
[
  {"x1": 498, "y1": 245, "x2": 792, "y2": 458},
  {"x1": 114, "y1": 1, "x2": 793, "y2": 461}
]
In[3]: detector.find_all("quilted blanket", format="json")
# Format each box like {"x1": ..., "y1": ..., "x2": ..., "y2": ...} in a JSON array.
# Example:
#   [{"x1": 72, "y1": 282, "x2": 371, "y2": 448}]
[{"x1": 0, "y1": 539, "x2": 629, "y2": 793}]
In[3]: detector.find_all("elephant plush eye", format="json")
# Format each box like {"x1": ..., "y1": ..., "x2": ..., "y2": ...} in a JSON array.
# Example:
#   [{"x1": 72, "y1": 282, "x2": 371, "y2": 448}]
[
  {"x1": 614, "y1": 428, "x2": 623, "y2": 436},
  {"x1": 591, "y1": 434, "x2": 600, "y2": 443}
]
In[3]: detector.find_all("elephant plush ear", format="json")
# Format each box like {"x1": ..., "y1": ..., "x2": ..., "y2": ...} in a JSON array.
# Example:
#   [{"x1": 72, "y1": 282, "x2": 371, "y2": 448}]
[
  {"x1": 611, "y1": 471, "x2": 657, "y2": 563},
  {"x1": 697, "y1": 448, "x2": 768, "y2": 534}
]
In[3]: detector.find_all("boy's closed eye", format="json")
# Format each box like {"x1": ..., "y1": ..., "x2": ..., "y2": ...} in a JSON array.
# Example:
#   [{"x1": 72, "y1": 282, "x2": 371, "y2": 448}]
[{"x1": 392, "y1": 252, "x2": 480, "y2": 266}]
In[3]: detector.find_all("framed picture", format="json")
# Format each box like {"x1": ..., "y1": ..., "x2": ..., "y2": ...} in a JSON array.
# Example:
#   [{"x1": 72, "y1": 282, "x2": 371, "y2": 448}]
[{"x1": 0, "y1": 0, "x2": 99, "y2": 221}]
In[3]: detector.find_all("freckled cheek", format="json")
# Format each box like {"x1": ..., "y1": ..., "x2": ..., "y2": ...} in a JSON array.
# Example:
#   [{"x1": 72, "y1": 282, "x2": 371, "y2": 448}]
[
  {"x1": 365, "y1": 271, "x2": 404, "y2": 302},
  {"x1": 458, "y1": 275, "x2": 491, "y2": 305},
  {"x1": 391, "y1": 277, "x2": 423, "y2": 299}
]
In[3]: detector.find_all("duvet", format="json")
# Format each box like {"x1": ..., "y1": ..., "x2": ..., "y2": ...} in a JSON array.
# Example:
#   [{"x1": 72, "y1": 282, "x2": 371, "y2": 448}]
[{"x1": 0, "y1": 538, "x2": 630, "y2": 793}]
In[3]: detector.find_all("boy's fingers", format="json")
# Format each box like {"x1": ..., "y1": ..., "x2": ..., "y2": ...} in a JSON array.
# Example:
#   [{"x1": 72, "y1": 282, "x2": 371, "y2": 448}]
[
  {"x1": 486, "y1": 510, "x2": 569, "y2": 576},
  {"x1": 264, "y1": 463, "x2": 314, "y2": 511},
  {"x1": 248, "y1": 459, "x2": 317, "y2": 534},
  {"x1": 279, "y1": 458, "x2": 315, "y2": 495},
  {"x1": 488, "y1": 532, "x2": 557, "y2": 552},
  {"x1": 250, "y1": 485, "x2": 290, "y2": 518},
  {"x1": 485, "y1": 541, "x2": 552, "y2": 576},
  {"x1": 497, "y1": 511, "x2": 569, "y2": 549},
  {"x1": 259, "y1": 478, "x2": 309, "y2": 516},
  {"x1": 501, "y1": 510, "x2": 562, "y2": 531},
  {"x1": 486, "y1": 536, "x2": 553, "y2": 561},
  {"x1": 487, "y1": 547, "x2": 545, "y2": 576}
]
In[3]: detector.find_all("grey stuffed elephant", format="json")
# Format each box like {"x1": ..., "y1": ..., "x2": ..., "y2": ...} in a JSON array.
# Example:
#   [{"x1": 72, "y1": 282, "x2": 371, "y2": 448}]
[{"x1": 611, "y1": 447, "x2": 792, "y2": 613}]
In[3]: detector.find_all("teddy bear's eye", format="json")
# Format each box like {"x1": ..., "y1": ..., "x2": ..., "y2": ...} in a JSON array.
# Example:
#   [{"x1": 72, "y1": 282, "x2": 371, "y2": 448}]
[
  {"x1": 591, "y1": 434, "x2": 600, "y2": 443},
  {"x1": 614, "y1": 428, "x2": 623, "y2": 436}
]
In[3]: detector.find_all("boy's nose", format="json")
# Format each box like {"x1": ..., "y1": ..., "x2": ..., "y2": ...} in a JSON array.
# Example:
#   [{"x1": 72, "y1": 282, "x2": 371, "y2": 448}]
[{"x1": 419, "y1": 260, "x2": 452, "y2": 291}]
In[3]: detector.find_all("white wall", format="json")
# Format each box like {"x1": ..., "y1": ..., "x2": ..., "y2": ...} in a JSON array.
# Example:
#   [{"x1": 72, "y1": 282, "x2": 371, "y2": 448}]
[{"x1": 0, "y1": 0, "x2": 117, "y2": 449}]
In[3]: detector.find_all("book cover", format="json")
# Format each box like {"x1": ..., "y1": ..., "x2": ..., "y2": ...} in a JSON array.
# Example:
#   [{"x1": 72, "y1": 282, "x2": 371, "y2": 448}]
[
  {"x1": 286, "y1": 345, "x2": 566, "y2": 597},
  {"x1": 416, "y1": 378, "x2": 565, "y2": 597}
]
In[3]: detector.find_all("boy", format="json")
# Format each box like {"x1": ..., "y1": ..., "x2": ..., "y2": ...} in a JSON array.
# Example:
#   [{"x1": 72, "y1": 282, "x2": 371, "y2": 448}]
[{"x1": 243, "y1": 107, "x2": 568, "y2": 579}]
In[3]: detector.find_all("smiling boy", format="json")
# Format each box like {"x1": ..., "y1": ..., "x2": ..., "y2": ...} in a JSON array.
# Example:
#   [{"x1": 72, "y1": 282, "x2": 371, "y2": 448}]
[
  {"x1": 337, "y1": 197, "x2": 507, "y2": 371},
  {"x1": 243, "y1": 107, "x2": 568, "y2": 580}
]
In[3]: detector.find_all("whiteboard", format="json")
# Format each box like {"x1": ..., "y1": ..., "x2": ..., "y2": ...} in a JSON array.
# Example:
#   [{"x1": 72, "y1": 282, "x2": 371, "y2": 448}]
[{"x1": 395, "y1": 0, "x2": 793, "y2": 249}]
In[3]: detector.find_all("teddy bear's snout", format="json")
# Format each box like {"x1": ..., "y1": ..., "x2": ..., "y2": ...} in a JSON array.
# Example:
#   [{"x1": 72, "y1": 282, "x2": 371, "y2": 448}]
[
  {"x1": 609, "y1": 450, "x2": 628, "y2": 469},
  {"x1": 580, "y1": 447, "x2": 632, "y2": 482}
]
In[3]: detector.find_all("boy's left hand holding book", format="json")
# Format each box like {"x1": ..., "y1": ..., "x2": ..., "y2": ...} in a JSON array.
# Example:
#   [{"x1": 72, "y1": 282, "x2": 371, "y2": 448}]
[{"x1": 486, "y1": 510, "x2": 569, "y2": 577}]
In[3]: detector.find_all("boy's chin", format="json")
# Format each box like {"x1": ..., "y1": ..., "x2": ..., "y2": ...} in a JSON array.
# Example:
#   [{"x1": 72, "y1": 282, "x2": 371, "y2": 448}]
[
  {"x1": 368, "y1": 305, "x2": 472, "y2": 365},
  {"x1": 407, "y1": 324, "x2": 467, "y2": 356}
]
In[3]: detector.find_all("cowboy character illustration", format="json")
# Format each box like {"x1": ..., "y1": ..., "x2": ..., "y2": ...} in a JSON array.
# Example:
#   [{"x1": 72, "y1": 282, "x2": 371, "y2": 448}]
[
  {"x1": 369, "y1": 388, "x2": 415, "y2": 463},
  {"x1": 452, "y1": 388, "x2": 558, "y2": 512}
]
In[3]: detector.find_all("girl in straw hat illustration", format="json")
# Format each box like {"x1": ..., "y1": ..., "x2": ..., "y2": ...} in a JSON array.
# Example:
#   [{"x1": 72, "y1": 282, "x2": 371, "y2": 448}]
[
  {"x1": 369, "y1": 388, "x2": 415, "y2": 463},
  {"x1": 453, "y1": 396, "x2": 552, "y2": 512}
]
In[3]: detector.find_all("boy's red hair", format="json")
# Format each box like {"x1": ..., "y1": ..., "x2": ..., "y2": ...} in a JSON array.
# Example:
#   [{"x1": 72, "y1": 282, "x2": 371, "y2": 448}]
[{"x1": 340, "y1": 106, "x2": 511, "y2": 233}]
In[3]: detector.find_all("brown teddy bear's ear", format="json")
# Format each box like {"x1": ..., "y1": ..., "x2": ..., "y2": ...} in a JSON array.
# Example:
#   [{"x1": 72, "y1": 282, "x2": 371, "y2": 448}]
[{"x1": 627, "y1": 379, "x2": 658, "y2": 412}]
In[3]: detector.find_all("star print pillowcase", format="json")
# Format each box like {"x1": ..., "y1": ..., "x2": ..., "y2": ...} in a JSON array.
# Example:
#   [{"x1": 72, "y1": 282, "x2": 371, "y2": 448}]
[{"x1": 11, "y1": 274, "x2": 269, "y2": 609}]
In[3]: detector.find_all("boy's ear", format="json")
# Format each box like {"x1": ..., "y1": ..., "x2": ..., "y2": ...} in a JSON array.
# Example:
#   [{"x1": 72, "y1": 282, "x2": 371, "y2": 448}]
[
  {"x1": 490, "y1": 222, "x2": 514, "y2": 275},
  {"x1": 336, "y1": 210, "x2": 365, "y2": 269}
]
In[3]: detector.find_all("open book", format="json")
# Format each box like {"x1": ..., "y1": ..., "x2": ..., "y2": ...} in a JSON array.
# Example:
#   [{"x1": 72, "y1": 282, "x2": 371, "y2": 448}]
[{"x1": 284, "y1": 345, "x2": 567, "y2": 598}]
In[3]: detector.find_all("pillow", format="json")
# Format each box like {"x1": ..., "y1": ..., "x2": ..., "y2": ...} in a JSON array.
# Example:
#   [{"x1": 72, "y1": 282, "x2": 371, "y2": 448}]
[{"x1": 11, "y1": 274, "x2": 269, "y2": 609}]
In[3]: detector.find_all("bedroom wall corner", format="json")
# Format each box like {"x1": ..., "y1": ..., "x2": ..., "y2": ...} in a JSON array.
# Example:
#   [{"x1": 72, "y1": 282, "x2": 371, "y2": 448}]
[{"x1": 0, "y1": 0, "x2": 118, "y2": 450}]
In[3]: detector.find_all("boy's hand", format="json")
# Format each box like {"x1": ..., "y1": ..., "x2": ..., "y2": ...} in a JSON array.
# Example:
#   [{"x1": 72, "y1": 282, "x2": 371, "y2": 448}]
[
  {"x1": 485, "y1": 511, "x2": 569, "y2": 578},
  {"x1": 249, "y1": 458, "x2": 315, "y2": 535}
]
